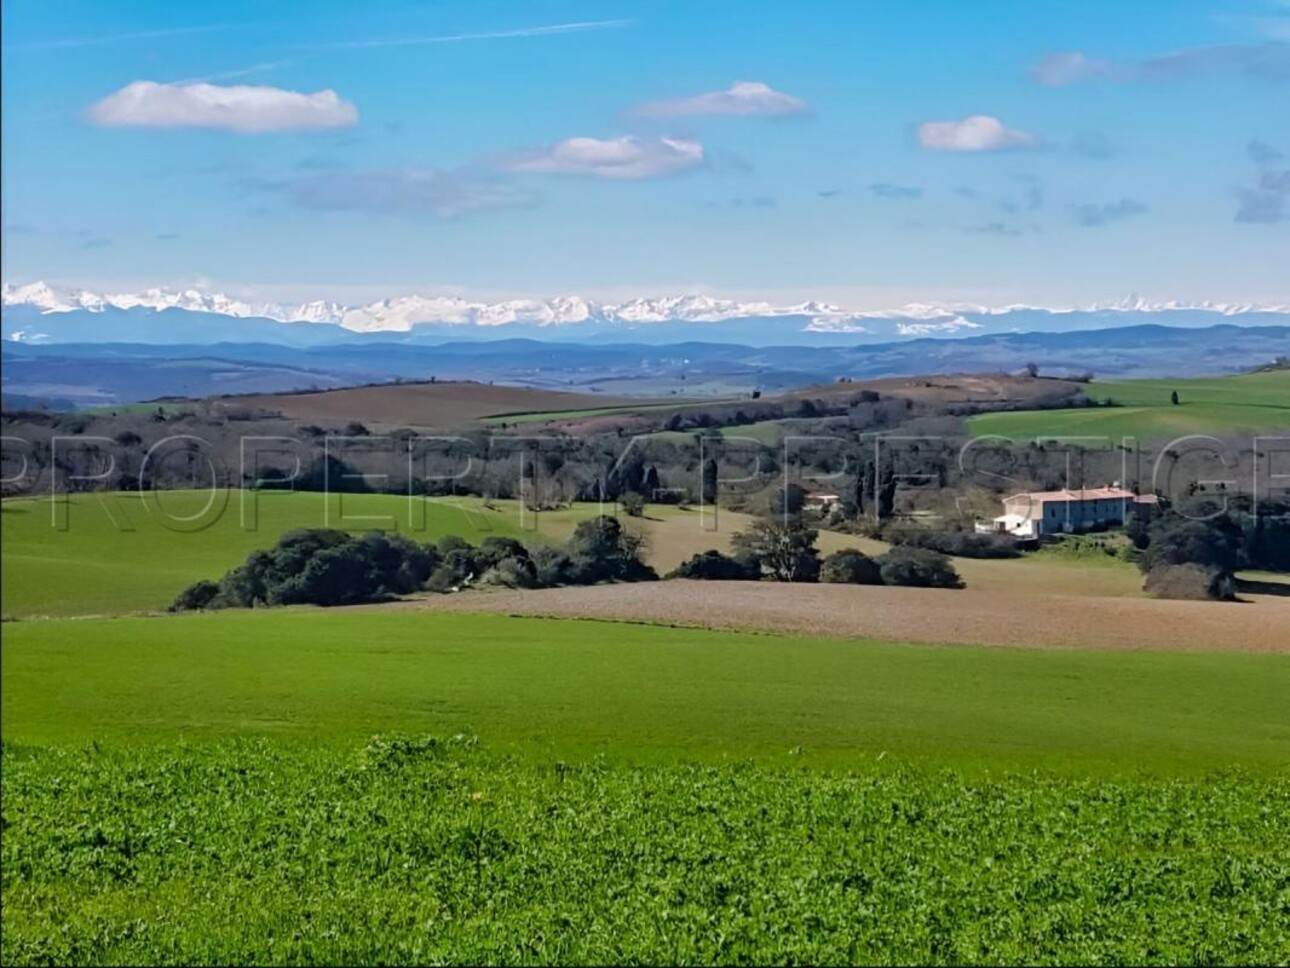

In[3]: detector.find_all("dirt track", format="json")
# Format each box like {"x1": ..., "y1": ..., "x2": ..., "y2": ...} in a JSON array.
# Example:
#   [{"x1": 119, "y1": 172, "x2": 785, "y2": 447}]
[{"x1": 389, "y1": 580, "x2": 1290, "y2": 653}]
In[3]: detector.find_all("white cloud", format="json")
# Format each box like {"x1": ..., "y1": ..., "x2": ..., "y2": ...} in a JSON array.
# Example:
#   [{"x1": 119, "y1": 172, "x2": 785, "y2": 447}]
[
  {"x1": 917, "y1": 115, "x2": 1037, "y2": 152},
  {"x1": 508, "y1": 136, "x2": 704, "y2": 179},
  {"x1": 1032, "y1": 52, "x2": 1111, "y2": 86},
  {"x1": 308, "y1": 19, "x2": 632, "y2": 51},
  {"x1": 636, "y1": 81, "x2": 808, "y2": 118},
  {"x1": 86, "y1": 81, "x2": 357, "y2": 133},
  {"x1": 5, "y1": 24, "x2": 231, "y2": 51}
]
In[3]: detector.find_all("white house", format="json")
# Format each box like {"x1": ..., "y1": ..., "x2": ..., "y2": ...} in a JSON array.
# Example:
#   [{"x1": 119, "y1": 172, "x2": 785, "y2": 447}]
[
  {"x1": 803, "y1": 490, "x2": 842, "y2": 511},
  {"x1": 976, "y1": 486, "x2": 1157, "y2": 540}
]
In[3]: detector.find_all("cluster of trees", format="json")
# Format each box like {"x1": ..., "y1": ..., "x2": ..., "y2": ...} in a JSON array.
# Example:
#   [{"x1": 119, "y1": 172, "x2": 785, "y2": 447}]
[
  {"x1": 172, "y1": 516, "x2": 656, "y2": 611},
  {"x1": 877, "y1": 521, "x2": 1021, "y2": 559},
  {"x1": 667, "y1": 516, "x2": 963, "y2": 589},
  {"x1": 1130, "y1": 496, "x2": 1290, "y2": 600}
]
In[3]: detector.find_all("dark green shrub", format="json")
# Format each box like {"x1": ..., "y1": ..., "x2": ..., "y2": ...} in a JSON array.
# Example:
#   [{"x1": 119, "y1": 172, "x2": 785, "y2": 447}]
[
  {"x1": 877, "y1": 547, "x2": 963, "y2": 589},
  {"x1": 620, "y1": 492, "x2": 646, "y2": 517},
  {"x1": 731, "y1": 517, "x2": 820, "y2": 582},
  {"x1": 881, "y1": 523, "x2": 1020, "y2": 559},
  {"x1": 819, "y1": 549, "x2": 882, "y2": 585},
  {"x1": 667, "y1": 550, "x2": 757, "y2": 581},
  {"x1": 530, "y1": 546, "x2": 577, "y2": 586},
  {"x1": 565, "y1": 517, "x2": 657, "y2": 584},
  {"x1": 170, "y1": 579, "x2": 221, "y2": 612},
  {"x1": 1144, "y1": 564, "x2": 1235, "y2": 601}
]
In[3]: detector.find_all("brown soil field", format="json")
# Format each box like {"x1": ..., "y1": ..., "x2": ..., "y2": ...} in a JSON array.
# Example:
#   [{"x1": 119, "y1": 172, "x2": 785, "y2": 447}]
[
  {"x1": 390, "y1": 580, "x2": 1290, "y2": 653},
  {"x1": 213, "y1": 381, "x2": 651, "y2": 429}
]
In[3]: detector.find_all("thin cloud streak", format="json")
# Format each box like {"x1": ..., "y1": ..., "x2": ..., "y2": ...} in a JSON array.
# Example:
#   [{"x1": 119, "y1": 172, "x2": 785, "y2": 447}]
[
  {"x1": 174, "y1": 61, "x2": 297, "y2": 85},
  {"x1": 303, "y1": 19, "x2": 632, "y2": 52},
  {"x1": 4, "y1": 24, "x2": 232, "y2": 52}
]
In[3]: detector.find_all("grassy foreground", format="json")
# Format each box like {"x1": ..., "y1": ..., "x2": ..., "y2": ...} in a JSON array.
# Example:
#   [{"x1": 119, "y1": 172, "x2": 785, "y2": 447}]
[
  {"x1": 5, "y1": 611, "x2": 1289, "y2": 769},
  {"x1": 4, "y1": 738, "x2": 1287, "y2": 966}
]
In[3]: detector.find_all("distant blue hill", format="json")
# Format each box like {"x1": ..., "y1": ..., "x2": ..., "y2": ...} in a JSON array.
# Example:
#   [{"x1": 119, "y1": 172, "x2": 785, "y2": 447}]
[{"x1": 4, "y1": 321, "x2": 1287, "y2": 407}]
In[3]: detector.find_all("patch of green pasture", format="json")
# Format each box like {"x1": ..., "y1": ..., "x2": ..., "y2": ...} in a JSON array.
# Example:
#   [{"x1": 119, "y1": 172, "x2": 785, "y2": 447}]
[
  {"x1": 0, "y1": 490, "x2": 526, "y2": 618},
  {"x1": 4, "y1": 611, "x2": 1287, "y2": 771},
  {"x1": 1090, "y1": 371, "x2": 1290, "y2": 408},
  {"x1": 720, "y1": 419, "x2": 786, "y2": 445},
  {"x1": 968, "y1": 370, "x2": 1290, "y2": 440}
]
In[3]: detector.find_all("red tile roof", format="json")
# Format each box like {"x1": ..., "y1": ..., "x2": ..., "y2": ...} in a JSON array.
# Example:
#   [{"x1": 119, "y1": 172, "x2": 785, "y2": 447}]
[{"x1": 1003, "y1": 487, "x2": 1155, "y2": 505}]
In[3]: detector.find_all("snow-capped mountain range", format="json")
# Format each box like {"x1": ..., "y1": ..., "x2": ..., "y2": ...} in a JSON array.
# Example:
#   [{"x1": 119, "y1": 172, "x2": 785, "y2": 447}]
[
  {"x1": 3, "y1": 280, "x2": 1289, "y2": 348},
  {"x1": 2, "y1": 281, "x2": 874, "y2": 332},
  {"x1": 6, "y1": 280, "x2": 1289, "y2": 332}
]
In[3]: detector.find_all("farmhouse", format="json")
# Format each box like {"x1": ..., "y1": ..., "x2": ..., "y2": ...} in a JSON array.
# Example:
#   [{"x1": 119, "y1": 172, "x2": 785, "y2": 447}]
[
  {"x1": 977, "y1": 486, "x2": 1157, "y2": 540},
  {"x1": 803, "y1": 489, "x2": 842, "y2": 511}
]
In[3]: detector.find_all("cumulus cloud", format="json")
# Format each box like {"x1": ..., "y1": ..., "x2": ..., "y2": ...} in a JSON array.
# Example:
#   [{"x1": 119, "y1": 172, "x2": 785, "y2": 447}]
[
  {"x1": 86, "y1": 81, "x2": 358, "y2": 133},
  {"x1": 1033, "y1": 42, "x2": 1290, "y2": 86},
  {"x1": 917, "y1": 115, "x2": 1037, "y2": 152},
  {"x1": 1071, "y1": 198, "x2": 1149, "y2": 227},
  {"x1": 869, "y1": 183, "x2": 922, "y2": 200},
  {"x1": 280, "y1": 168, "x2": 537, "y2": 218},
  {"x1": 508, "y1": 136, "x2": 704, "y2": 179},
  {"x1": 636, "y1": 81, "x2": 809, "y2": 118}
]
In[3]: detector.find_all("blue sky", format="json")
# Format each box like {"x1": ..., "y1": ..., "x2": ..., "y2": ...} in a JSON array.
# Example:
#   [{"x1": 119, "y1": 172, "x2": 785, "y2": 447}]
[{"x1": 3, "y1": 0, "x2": 1288, "y2": 307}]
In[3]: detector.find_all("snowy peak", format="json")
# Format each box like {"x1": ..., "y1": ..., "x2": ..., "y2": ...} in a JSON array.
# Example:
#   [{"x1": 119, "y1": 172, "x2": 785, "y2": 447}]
[
  {"x1": 3, "y1": 281, "x2": 108, "y2": 314},
  {"x1": 0, "y1": 282, "x2": 349, "y2": 325},
  {"x1": 4, "y1": 281, "x2": 1289, "y2": 342},
  {"x1": 1, "y1": 282, "x2": 863, "y2": 332}
]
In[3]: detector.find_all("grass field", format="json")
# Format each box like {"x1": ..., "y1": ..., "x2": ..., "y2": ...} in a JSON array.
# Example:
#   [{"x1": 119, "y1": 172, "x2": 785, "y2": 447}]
[
  {"x1": 4, "y1": 610, "x2": 1289, "y2": 964},
  {"x1": 5, "y1": 610, "x2": 1289, "y2": 768},
  {"x1": 968, "y1": 370, "x2": 1290, "y2": 440},
  {"x1": 5, "y1": 740, "x2": 1286, "y2": 966},
  {"x1": 1, "y1": 489, "x2": 1157, "y2": 618},
  {"x1": 4, "y1": 486, "x2": 1289, "y2": 964},
  {"x1": 0, "y1": 491, "x2": 760, "y2": 618},
  {"x1": 0, "y1": 490, "x2": 529, "y2": 618}
]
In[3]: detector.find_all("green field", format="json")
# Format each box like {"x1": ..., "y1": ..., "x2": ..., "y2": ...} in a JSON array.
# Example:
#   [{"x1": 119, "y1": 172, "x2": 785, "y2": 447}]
[
  {"x1": 4, "y1": 486, "x2": 1289, "y2": 963},
  {"x1": 0, "y1": 490, "x2": 530, "y2": 617},
  {"x1": 5, "y1": 740, "x2": 1285, "y2": 966},
  {"x1": 6, "y1": 611, "x2": 1289, "y2": 769},
  {"x1": 6, "y1": 609, "x2": 1290, "y2": 962},
  {"x1": 968, "y1": 370, "x2": 1290, "y2": 440}
]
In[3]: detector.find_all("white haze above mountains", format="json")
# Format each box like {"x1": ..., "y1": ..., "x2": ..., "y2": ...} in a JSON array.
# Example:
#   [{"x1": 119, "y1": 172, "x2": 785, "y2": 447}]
[{"x1": 3, "y1": 280, "x2": 1289, "y2": 346}]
